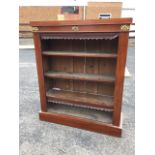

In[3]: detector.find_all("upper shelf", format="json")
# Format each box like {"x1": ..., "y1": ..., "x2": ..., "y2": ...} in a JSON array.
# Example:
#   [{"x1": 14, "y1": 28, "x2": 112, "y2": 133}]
[{"x1": 42, "y1": 51, "x2": 117, "y2": 58}]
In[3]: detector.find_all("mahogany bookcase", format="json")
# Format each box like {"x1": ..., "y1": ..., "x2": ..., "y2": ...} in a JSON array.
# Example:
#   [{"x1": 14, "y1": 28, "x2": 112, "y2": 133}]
[{"x1": 30, "y1": 18, "x2": 132, "y2": 137}]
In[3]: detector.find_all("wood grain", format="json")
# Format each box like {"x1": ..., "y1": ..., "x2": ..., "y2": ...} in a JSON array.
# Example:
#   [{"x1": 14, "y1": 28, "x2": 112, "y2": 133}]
[
  {"x1": 45, "y1": 71, "x2": 115, "y2": 83},
  {"x1": 47, "y1": 103, "x2": 113, "y2": 123},
  {"x1": 39, "y1": 111, "x2": 122, "y2": 137},
  {"x1": 113, "y1": 33, "x2": 129, "y2": 126},
  {"x1": 30, "y1": 18, "x2": 132, "y2": 26},
  {"x1": 46, "y1": 89, "x2": 114, "y2": 109},
  {"x1": 42, "y1": 51, "x2": 117, "y2": 58},
  {"x1": 33, "y1": 33, "x2": 47, "y2": 111}
]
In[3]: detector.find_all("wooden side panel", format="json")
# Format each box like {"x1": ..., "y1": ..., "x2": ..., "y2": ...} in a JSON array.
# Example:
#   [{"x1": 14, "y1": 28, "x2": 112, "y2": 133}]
[
  {"x1": 113, "y1": 33, "x2": 129, "y2": 126},
  {"x1": 33, "y1": 33, "x2": 47, "y2": 111}
]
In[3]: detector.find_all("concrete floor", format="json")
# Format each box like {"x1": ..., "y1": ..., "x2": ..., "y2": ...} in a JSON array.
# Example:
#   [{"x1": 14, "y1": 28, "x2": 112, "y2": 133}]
[{"x1": 19, "y1": 42, "x2": 135, "y2": 155}]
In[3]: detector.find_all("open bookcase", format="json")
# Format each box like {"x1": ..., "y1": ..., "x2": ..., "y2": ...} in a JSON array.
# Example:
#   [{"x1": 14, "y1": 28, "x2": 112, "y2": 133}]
[{"x1": 30, "y1": 18, "x2": 132, "y2": 137}]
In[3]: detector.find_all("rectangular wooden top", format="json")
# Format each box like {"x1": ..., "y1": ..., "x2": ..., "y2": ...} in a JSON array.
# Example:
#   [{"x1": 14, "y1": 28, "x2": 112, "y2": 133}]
[{"x1": 30, "y1": 18, "x2": 132, "y2": 27}]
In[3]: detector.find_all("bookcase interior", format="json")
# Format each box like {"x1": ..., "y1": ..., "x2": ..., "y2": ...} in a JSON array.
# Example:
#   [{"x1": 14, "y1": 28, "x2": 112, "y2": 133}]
[
  {"x1": 41, "y1": 38, "x2": 118, "y2": 54},
  {"x1": 40, "y1": 35, "x2": 118, "y2": 122}
]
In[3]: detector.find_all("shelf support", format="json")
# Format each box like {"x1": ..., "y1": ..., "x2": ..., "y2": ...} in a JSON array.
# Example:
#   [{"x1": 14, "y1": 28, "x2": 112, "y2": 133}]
[{"x1": 33, "y1": 33, "x2": 47, "y2": 111}]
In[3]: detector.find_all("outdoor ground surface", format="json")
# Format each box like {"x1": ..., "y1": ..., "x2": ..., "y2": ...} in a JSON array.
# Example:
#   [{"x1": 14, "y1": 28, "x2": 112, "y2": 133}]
[{"x1": 19, "y1": 39, "x2": 135, "y2": 155}]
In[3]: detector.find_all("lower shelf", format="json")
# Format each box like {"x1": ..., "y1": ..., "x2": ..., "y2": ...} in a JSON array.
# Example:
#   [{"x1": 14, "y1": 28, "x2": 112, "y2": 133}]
[
  {"x1": 46, "y1": 89, "x2": 114, "y2": 110},
  {"x1": 47, "y1": 103, "x2": 112, "y2": 123},
  {"x1": 39, "y1": 105, "x2": 122, "y2": 136}
]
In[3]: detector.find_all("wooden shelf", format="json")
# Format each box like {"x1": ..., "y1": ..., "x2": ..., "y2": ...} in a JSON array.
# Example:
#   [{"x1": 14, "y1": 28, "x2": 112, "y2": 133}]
[
  {"x1": 42, "y1": 51, "x2": 117, "y2": 58},
  {"x1": 44, "y1": 71, "x2": 115, "y2": 83},
  {"x1": 46, "y1": 89, "x2": 114, "y2": 110},
  {"x1": 47, "y1": 103, "x2": 113, "y2": 123}
]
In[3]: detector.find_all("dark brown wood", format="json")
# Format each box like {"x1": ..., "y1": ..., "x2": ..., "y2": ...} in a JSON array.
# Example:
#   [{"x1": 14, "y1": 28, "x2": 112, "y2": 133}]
[
  {"x1": 46, "y1": 89, "x2": 114, "y2": 109},
  {"x1": 30, "y1": 19, "x2": 132, "y2": 33},
  {"x1": 47, "y1": 103, "x2": 113, "y2": 122},
  {"x1": 97, "y1": 83, "x2": 114, "y2": 97},
  {"x1": 39, "y1": 111, "x2": 122, "y2": 137},
  {"x1": 41, "y1": 37, "x2": 118, "y2": 53},
  {"x1": 41, "y1": 32, "x2": 119, "y2": 40},
  {"x1": 44, "y1": 71, "x2": 115, "y2": 83},
  {"x1": 42, "y1": 51, "x2": 117, "y2": 58},
  {"x1": 72, "y1": 57, "x2": 85, "y2": 93},
  {"x1": 33, "y1": 33, "x2": 47, "y2": 111},
  {"x1": 32, "y1": 25, "x2": 124, "y2": 33},
  {"x1": 30, "y1": 18, "x2": 132, "y2": 26},
  {"x1": 112, "y1": 33, "x2": 129, "y2": 126},
  {"x1": 31, "y1": 18, "x2": 132, "y2": 136},
  {"x1": 52, "y1": 79, "x2": 72, "y2": 91},
  {"x1": 47, "y1": 55, "x2": 116, "y2": 96}
]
